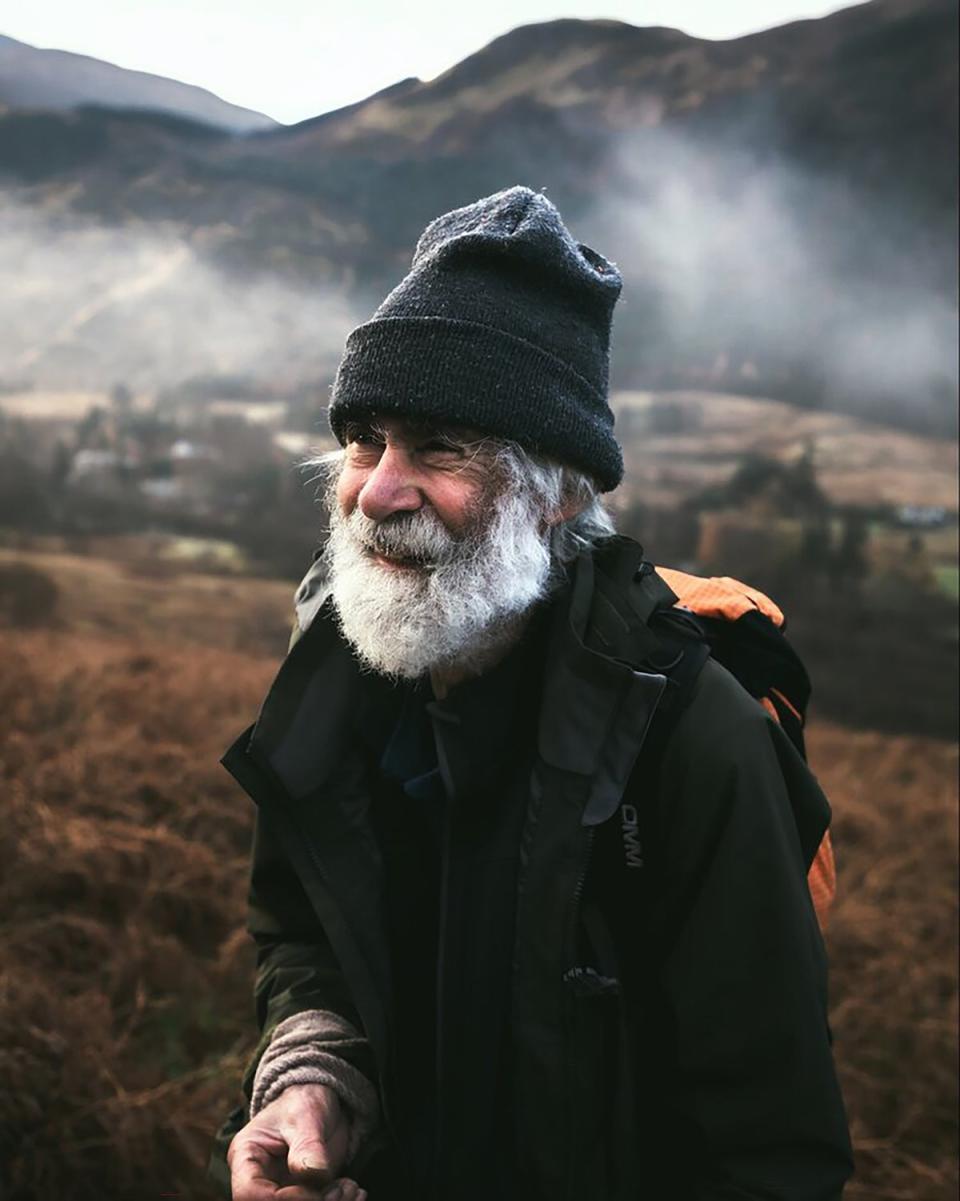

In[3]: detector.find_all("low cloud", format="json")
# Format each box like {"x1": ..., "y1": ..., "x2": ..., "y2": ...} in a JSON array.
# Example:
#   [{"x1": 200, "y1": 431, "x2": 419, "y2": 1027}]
[
  {"x1": 2, "y1": 142, "x2": 956, "y2": 439},
  {"x1": 589, "y1": 127, "x2": 957, "y2": 433},
  {"x1": 0, "y1": 198, "x2": 363, "y2": 395}
]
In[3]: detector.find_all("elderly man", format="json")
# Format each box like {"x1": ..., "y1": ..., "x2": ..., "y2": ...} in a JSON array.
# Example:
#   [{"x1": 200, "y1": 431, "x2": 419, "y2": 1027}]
[{"x1": 210, "y1": 186, "x2": 852, "y2": 1201}]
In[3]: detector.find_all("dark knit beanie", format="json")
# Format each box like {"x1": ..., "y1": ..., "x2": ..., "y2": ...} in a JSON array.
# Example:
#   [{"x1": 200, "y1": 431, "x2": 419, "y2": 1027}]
[{"x1": 327, "y1": 185, "x2": 624, "y2": 491}]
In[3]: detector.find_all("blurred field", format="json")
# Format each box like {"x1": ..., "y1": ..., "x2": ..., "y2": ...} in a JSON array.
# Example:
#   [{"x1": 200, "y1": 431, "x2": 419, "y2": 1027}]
[
  {"x1": 0, "y1": 553, "x2": 956, "y2": 1200},
  {"x1": 0, "y1": 391, "x2": 120, "y2": 420},
  {"x1": 612, "y1": 391, "x2": 960, "y2": 512},
  {"x1": 0, "y1": 543, "x2": 293, "y2": 657}
]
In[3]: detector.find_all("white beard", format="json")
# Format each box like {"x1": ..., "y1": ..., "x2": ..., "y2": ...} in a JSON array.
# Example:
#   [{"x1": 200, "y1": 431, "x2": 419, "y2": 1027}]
[{"x1": 325, "y1": 481, "x2": 555, "y2": 680}]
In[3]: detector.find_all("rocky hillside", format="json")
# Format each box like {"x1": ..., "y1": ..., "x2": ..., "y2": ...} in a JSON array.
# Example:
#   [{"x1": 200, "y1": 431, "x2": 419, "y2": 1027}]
[{"x1": 0, "y1": 0, "x2": 956, "y2": 432}]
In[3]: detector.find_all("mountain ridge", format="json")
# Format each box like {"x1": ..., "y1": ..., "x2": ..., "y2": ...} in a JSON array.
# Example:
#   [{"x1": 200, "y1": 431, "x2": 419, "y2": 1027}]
[
  {"x1": 0, "y1": 0, "x2": 955, "y2": 436},
  {"x1": 0, "y1": 32, "x2": 275, "y2": 132}
]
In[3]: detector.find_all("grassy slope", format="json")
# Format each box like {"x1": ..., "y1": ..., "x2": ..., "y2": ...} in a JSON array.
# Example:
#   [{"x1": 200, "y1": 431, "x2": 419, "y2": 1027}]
[
  {"x1": 0, "y1": 554, "x2": 956, "y2": 1200},
  {"x1": 613, "y1": 390, "x2": 960, "y2": 513}
]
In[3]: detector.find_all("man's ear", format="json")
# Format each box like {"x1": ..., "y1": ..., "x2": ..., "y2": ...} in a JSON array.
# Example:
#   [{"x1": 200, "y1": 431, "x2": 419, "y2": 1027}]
[{"x1": 542, "y1": 496, "x2": 584, "y2": 532}]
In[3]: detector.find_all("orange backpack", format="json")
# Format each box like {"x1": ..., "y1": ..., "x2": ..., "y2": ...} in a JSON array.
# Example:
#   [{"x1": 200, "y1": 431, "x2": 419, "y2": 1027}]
[{"x1": 654, "y1": 565, "x2": 835, "y2": 929}]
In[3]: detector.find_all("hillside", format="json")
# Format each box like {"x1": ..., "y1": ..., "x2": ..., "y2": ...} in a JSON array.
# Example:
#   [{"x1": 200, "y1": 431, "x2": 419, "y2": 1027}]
[
  {"x1": 612, "y1": 390, "x2": 960, "y2": 511},
  {"x1": 0, "y1": 33, "x2": 275, "y2": 131},
  {"x1": 0, "y1": 0, "x2": 955, "y2": 434},
  {"x1": 0, "y1": 550, "x2": 955, "y2": 1199},
  {"x1": 3, "y1": 383, "x2": 955, "y2": 513}
]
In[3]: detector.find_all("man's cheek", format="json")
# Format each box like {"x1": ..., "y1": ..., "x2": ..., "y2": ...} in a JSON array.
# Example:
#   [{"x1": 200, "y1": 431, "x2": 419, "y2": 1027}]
[{"x1": 335, "y1": 470, "x2": 364, "y2": 515}]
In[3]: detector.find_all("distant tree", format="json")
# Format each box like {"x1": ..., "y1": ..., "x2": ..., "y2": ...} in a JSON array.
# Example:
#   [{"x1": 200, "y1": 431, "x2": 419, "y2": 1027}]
[
  {"x1": 76, "y1": 405, "x2": 109, "y2": 451},
  {"x1": 800, "y1": 520, "x2": 833, "y2": 579},
  {"x1": 49, "y1": 439, "x2": 72, "y2": 494},
  {"x1": 697, "y1": 445, "x2": 830, "y2": 520},
  {"x1": 830, "y1": 513, "x2": 870, "y2": 596},
  {"x1": 110, "y1": 382, "x2": 133, "y2": 414}
]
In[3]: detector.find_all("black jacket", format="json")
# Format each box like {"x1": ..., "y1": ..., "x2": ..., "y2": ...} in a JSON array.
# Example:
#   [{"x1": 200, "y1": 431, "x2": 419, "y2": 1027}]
[{"x1": 209, "y1": 536, "x2": 853, "y2": 1200}]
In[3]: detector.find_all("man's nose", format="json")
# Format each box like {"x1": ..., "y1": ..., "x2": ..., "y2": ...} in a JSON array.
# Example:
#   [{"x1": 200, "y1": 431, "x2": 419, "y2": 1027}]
[{"x1": 357, "y1": 444, "x2": 423, "y2": 522}]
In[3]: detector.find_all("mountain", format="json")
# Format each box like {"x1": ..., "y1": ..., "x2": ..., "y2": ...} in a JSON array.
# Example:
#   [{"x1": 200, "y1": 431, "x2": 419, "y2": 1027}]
[
  {"x1": 0, "y1": 0, "x2": 955, "y2": 434},
  {"x1": 0, "y1": 33, "x2": 275, "y2": 132}
]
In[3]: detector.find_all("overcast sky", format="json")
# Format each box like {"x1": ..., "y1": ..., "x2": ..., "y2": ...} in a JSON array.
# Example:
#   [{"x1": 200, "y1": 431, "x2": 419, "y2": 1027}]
[{"x1": 4, "y1": 0, "x2": 855, "y2": 125}]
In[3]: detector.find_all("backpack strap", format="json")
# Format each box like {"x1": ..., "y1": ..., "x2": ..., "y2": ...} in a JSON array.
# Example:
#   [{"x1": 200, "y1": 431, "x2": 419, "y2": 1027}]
[
  {"x1": 584, "y1": 538, "x2": 711, "y2": 691},
  {"x1": 652, "y1": 565, "x2": 811, "y2": 760},
  {"x1": 587, "y1": 552, "x2": 835, "y2": 952}
]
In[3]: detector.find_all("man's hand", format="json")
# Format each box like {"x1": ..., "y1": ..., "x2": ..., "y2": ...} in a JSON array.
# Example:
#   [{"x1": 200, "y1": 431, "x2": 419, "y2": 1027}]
[{"x1": 228, "y1": 1083, "x2": 368, "y2": 1201}]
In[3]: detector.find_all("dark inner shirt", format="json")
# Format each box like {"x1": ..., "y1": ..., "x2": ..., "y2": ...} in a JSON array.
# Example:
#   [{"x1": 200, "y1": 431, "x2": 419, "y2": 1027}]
[{"x1": 359, "y1": 606, "x2": 551, "y2": 1200}]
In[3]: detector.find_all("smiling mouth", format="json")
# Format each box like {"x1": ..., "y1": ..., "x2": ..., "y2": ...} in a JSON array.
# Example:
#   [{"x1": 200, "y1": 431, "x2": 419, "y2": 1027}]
[{"x1": 369, "y1": 550, "x2": 430, "y2": 571}]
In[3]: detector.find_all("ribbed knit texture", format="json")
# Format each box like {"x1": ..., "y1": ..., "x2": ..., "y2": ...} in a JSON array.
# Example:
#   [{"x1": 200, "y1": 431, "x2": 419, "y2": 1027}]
[
  {"x1": 328, "y1": 185, "x2": 624, "y2": 491},
  {"x1": 249, "y1": 1009, "x2": 380, "y2": 1163}
]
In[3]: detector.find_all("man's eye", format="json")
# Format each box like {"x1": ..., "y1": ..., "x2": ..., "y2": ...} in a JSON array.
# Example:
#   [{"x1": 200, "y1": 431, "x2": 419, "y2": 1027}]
[
  {"x1": 348, "y1": 429, "x2": 384, "y2": 448},
  {"x1": 420, "y1": 440, "x2": 463, "y2": 456}
]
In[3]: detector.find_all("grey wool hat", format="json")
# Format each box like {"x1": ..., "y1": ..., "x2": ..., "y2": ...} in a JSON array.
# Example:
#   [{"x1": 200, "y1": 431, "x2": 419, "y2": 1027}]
[{"x1": 327, "y1": 185, "x2": 624, "y2": 492}]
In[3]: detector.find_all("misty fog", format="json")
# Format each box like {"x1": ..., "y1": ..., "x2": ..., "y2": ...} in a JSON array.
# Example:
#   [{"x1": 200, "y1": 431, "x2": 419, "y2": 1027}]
[
  {"x1": 0, "y1": 198, "x2": 363, "y2": 395},
  {"x1": 1, "y1": 118, "x2": 957, "y2": 438},
  {"x1": 591, "y1": 125, "x2": 957, "y2": 433}
]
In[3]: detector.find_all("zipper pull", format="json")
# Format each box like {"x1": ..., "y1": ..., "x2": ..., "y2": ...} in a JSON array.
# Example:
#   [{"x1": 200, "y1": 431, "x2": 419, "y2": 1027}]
[{"x1": 562, "y1": 965, "x2": 621, "y2": 998}]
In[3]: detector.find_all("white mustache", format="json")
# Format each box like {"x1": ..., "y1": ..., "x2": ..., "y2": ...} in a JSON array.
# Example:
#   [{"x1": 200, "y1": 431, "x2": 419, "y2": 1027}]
[{"x1": 346, "y1": 506, "x2": 467, "y2": 567}]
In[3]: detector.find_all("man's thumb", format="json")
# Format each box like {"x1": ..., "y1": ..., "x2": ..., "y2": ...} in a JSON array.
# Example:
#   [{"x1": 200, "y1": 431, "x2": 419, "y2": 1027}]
[{"x1": 287, "y1": 1132, "x2": 334, "y2": 1182}]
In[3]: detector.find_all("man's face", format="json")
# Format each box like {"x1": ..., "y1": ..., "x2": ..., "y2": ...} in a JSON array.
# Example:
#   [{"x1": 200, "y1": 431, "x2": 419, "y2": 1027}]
[
  {"x1": 334, "y1": 415, "x2": 492, "y2": 561},
  {"x1": 325, "y1": 415, "x2": 556, "y2": 681}
]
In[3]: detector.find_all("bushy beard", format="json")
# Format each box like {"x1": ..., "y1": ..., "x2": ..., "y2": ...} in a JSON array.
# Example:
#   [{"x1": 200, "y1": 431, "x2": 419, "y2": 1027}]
[{"x1": 325, "y1": 478, "x2": 555, "y2": 681}]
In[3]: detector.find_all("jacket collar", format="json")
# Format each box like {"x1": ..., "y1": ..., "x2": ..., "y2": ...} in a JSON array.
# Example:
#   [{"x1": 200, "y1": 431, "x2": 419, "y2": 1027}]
[
  {"x1": 537, "y1": 536, "x2": 675, "y2": 825},
  {"x1": 239, "y1": 535, "x2": 675, "y2": 824}
]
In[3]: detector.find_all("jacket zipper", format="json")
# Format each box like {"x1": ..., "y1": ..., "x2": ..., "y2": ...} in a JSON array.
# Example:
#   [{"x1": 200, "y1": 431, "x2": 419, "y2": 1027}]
[
  {"x1": 563, "y1": 823, "x2": 596, "y2": 1198},
  {"x1": 430, "y1": 786, "x2": 456, "y2": 1198},
  {"x1": 427, "y1": 703, "x2": 466, "y2": 1200},
  {"x1": 569, "y1": 826, "x2": 596, "y2": 951}
]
